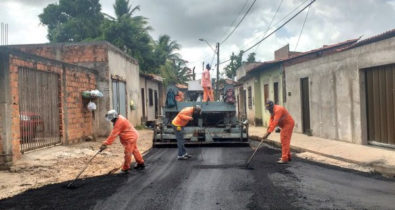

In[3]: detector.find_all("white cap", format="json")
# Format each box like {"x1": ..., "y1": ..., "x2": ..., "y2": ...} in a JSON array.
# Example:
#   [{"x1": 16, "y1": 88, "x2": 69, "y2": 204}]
[{"x1": 105, "y1": 110, "x2": 118, "y2": 121}]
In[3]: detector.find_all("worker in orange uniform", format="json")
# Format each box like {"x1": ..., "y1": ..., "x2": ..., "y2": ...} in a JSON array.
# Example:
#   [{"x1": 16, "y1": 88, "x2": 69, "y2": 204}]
[
  {"x1": 172, "y1": 105, "x2": 202, "y2": 160},
  {"x1": 201, "y1": 64, "x2": 214, "y2": 102},
  {"x1": 100, "y1": 110, "x2": 145, "y2": 174},
  {"x1": 262, "y1": 101, "x2": 295, "y2": 164}
]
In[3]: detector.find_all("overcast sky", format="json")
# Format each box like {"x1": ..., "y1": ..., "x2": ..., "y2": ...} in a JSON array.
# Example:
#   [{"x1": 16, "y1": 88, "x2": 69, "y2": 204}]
[{"x1": 1, "y1": 0, "x2": 395, "y2": 77}]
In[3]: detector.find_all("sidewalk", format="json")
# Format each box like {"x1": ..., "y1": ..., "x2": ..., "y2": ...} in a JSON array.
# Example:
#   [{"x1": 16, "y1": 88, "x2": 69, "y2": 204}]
[{"x1": 249, "y1": 126, "x2": 395, "y2": 177}]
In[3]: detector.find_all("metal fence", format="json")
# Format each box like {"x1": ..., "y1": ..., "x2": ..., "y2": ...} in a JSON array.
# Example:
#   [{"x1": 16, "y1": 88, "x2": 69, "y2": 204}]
[{"x1": 18, "y1": 68, "x2": 61, "y2": 152}]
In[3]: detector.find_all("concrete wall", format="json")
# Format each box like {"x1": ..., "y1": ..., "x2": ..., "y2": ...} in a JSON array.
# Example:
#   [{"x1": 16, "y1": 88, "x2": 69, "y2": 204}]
[
  {"x1": 285, "y1": 36, "x2": 395, "y2": 144},
  {"x1": 108, "y1": 50, "x2": 140, "y2": 126},
  {"x1": 139, "y1": 76, "x2": 161, "y2": 122},
  {"x1": 0, "y1": 52, "x2": 12, "y2": 167},
  {"x1": 259, "y1": 65, "x2": 284, "y2": 127},
  {"x1": 242, "y1": 78, "x2": 256, "y2": 125}
]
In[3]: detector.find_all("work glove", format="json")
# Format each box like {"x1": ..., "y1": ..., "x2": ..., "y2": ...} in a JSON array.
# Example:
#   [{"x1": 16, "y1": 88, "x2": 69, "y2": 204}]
[
  {"x1": 99, "y1": 144, "x2": 107, "y2": 152},
  {"x1": 176, "y1": 126, "x2": 182, "y2": 131}
]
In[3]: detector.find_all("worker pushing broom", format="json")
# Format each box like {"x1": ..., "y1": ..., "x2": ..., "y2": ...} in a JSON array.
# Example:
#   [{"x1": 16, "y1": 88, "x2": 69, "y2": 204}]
[{"x1": 100, "y1": 110, "x2": 145, "y2": 174}]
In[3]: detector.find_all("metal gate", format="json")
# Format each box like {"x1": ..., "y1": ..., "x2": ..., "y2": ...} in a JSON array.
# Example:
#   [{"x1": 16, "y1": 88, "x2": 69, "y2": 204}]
[
  {"x1": 366, "y1": 64, "x2": 395, "y2": 146},
  {"x1": 18, "y1": 68, "x2": 61, "y2": 152}
]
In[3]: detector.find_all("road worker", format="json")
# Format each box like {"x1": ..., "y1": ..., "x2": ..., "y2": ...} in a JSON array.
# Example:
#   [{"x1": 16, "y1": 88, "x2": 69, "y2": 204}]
[
  {"x1": 172, "y1": 105, "x2": 202, "y2": 160},
  {"x1": 262, "y1": 101, "x2": 295, "y2": 164},
  {"x1": 100, "y1": 110, "x2": 145, "y2": 173},
  {"x1": 201, "y1": 64, "x2": 214, "y2": 102}
]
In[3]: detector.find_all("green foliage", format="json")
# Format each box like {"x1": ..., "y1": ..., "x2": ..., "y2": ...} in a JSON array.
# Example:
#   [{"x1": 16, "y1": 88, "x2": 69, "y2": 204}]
[
  {"x1": 247, "y1": 52, "x2": 256, "y2": 63},
  {"x1": 39, "y1": 0, "x2": 184, "y2": 76},
  {"x1": 160, "y1": 60, "x2": 191, "y2": 86},
  {"x1": 224, "y1": 50, "x2": 244, "y2": 79},
  {"x1": 39, "y1": 0, "x2": 103, "y2": 42}
]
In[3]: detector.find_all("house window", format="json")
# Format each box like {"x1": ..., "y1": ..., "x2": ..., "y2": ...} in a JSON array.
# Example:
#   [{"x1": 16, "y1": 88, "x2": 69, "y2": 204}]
[
  {"x1": 149, "y1": 88, "x2": 153, "y2": 106},
  {"x1": 112, "y1": 80, "x2": 127, "y2": 117},
  {"x1": 264, "y1": 84, "x2": 269, "y2": 104},
  {"x1": 274, "y1": 82, "x2": 279, "y2": 104},
  {"x1": 248, "y1": 86, "x2": 252, "y2": 109}
]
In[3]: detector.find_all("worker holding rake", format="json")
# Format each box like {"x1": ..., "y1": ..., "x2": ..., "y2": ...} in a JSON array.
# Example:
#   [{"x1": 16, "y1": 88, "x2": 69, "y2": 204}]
[
  {"x1": 100, "y1": 110, "x2": 145, "y2": 174},
  {"x1": 262, "y1": 101, "x2": 295, "y2": 164}
]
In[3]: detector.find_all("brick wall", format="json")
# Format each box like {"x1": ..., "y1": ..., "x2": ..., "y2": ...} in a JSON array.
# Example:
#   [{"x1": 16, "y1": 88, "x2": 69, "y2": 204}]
[
  {"x1": 65, "y1": 69, "x2": 96, "y2": 143},
  {"x1": 5, "y1": 50, "x2": 97, "y2": 162}
]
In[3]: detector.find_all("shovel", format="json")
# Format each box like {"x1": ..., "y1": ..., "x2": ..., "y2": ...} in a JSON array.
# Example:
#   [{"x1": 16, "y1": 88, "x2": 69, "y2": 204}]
[
  {"x1": 244, "y1": 136, "x2": 267, "y2": 169},
  {"x1": 66, "y1": 149, "x2": 103, "y2": 189}
]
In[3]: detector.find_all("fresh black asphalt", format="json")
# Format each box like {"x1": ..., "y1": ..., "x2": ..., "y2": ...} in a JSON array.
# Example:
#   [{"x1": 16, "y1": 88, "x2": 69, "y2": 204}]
[{"x1": 1, "y1": 145, "x2": 394, "y2": 210}]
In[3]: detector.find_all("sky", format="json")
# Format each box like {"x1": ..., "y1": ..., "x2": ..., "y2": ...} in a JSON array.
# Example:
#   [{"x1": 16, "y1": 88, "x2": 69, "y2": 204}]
[{"x1": 1, "y1": 0, "x2": 395, "y2": 78}]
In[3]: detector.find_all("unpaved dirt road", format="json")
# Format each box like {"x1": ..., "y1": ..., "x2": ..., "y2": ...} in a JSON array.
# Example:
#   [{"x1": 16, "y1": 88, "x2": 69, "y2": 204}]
[{"x1": 1, "y1": 145, "x2": 394, "y2": 209}]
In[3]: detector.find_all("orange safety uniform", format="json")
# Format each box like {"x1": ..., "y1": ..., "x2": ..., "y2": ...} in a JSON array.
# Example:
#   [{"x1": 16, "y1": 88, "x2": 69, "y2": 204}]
[
  {"x1": 103, "y1": 115, "x2": 144, "y2": 171},
  {"x1": 201, "y1": 69, "x2": 214, "y2": 102},
  {"x1": 172, "y1": 107, "x2": 194, "y2": 127},
  {"x1": 267, "y1": 105, "x2": 295, "y2": 161}
]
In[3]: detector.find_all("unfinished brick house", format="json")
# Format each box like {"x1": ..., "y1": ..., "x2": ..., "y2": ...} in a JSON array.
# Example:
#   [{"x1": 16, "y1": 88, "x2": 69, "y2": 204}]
[
  {"x1": 0, "y1": 48, "x2": 97, "y2": 168},
  {"x1": 10, "y1": 41, "x2": 143, "y2": 137}
]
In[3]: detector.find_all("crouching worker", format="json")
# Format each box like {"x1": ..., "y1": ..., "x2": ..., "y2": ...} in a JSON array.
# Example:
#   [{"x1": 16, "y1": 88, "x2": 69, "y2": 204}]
[
  {"x1": 100, "y1": 110, "x2": 145, "y2": 174},
  {"x1": 262, "y1": 101, "x2": 295, "y2": 164},
  {"x1": 172, "y1": 105, "x2": 202, "y2": 160}
]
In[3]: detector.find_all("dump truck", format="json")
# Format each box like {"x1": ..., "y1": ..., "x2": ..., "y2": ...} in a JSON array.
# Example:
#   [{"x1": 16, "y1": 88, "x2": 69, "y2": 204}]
[{"x1": 153, "y1": 80, "x2": 249, "y2": 147}]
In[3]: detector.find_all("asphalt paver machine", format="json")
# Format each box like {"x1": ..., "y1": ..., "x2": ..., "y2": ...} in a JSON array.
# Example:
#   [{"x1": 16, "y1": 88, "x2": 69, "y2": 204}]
[{"x1": 153, "y1": 80, "x2": 249, "y2": 147}]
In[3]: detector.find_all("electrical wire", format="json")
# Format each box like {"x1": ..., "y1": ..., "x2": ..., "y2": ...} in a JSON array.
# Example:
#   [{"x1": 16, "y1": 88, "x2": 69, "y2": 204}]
[
  {"x1": 219, "y1": 0, "x2": 315, "y2": 65},
  {"x1": 223, "y1": 0, "x2": 251, "y2": 40},
  {"x1": 294, "y1": 5, "x2": 311, "y2": 51},
  {"x1": 254, "y1": 0, "x2": 283, "y2": 54},
  {"x1": 221, "y1": 0, "x2": 257, "y2": 44}
]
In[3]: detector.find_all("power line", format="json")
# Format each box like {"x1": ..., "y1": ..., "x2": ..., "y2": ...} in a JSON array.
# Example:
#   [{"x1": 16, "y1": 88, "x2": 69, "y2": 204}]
[
  {"x1": 254, "y1": 0, "x2": 283, "y2": 54},
  {"x1": 295, "y1": 5, "x2": 311, "y2": 51},
  {"x1": 221, "y1": 0, "x2": 257, "y2": 44},
  {"x1": 220, "y1": 0, "x2": 315, "y2": 65},
  {"x1": 224, "y1": 0, "x2": 251, "y2": 38}
]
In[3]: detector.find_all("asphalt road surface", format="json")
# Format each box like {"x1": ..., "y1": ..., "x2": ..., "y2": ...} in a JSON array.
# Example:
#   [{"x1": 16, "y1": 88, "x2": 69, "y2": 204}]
[{"x1": 1, "y1": 145, "x2": 395, "y2": 210}]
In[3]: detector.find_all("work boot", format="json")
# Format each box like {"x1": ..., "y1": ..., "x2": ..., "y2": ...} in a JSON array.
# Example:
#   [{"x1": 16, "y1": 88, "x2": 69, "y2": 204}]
[
  {"x1": 277, "y1": 159, "x2": 288, "y2": 164},
  {"x1": 120, "y1": 169, "x2": 129, "y2": 175},
  {"x1": 183, "y1": 153, "x2": 192, "y2": 159},
  {"x1": 134, "y1": 163, "x2": 145, "y2": 170},
  {"x1": 177, "y1": 156, "x2": 188, "y2": 160}
]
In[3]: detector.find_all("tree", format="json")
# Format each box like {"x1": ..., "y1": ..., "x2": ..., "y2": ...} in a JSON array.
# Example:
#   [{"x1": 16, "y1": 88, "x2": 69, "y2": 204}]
[
  {"x1": 154, "y1": 34, "x2": 181, "y2": 66},
  {"x1": 160, "y1": 60, "x2": 191, "y2": 86},
  {"x1": 39, "y1": 0, "x2": 103, "y2": 42},
  {"x1": 103, "y1": 0, "x2": 156, "y2": 73},
  {"x1": 247, "y1": 52, "x2": 256, "y2": 63},
  {"x1": 224, "y1": 50, "x2": 244, "y2": 79}
]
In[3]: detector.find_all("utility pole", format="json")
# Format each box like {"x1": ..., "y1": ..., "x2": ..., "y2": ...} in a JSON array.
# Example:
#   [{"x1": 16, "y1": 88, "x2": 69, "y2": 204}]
[{"x1": 216, "y1": 42, "x2": 220, "y2": 100}]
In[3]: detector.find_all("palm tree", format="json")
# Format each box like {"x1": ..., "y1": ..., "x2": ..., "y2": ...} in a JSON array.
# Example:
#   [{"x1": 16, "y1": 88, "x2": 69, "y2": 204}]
[{"x1": 155, "y1": 35, "x2": 181, "y2": 63}]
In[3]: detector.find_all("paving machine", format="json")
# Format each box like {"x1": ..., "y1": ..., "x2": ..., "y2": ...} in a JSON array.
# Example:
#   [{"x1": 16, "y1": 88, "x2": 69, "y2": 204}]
[{"x1": 153, "y1": 80, "x2": 249, "y2": 147}]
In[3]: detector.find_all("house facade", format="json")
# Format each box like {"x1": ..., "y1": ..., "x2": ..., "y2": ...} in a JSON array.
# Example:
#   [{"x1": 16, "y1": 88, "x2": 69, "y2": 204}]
[
  {"x1": 139, "y1": 73, "x2": 164, "y2": 124},
  {"x1": 285, "y1": 29, "x2": 395, "y2": 147},
  {"x1": 0, "y1": 47, "x2": 97, "y2": 167},
  {"x1": 11, "y1": 42, "x2": 144, "y2": 136}
]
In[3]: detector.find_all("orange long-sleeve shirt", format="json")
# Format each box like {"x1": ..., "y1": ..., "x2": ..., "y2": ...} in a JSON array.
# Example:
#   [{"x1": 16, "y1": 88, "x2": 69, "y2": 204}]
[
  {"x1": 201, "y1": 69, "x2": 212, "y2": 88},
  {"x1": 103, "y1": 115, "x2": 138, "y2": 145},
  {"x1": 267, "y1": 105, "x2": 294, "y2": 133},
  {"x1": 172, "y1": 107, "x2": 194, "y2": 127}
]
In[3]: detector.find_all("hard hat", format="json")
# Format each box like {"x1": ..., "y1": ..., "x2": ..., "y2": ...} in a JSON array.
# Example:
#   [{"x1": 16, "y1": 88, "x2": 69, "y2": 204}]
[
  {"x1": 265, "y1": 100, "x2": 274, "y2": 110},
  {"x1": 105, "y1": 109, "x2": 118, "y2": 121}
]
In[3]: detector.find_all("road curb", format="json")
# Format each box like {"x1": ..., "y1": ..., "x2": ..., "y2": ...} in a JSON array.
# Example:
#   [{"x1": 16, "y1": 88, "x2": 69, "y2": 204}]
[{"x1": 249, "y1": 135, "x2": 395, "y2": 177}]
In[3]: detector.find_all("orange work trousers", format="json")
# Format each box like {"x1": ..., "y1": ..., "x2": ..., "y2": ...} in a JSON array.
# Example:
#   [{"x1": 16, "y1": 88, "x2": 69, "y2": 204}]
[
  {"x1": 203, "y1": 87, "x2": 214, "y2": 102},
  {"x1": 122, "y1": 139, "x2": 144, "y2": 171},
  {"x1": 280, "y1": 122, "x2": 294, "y2": 161}
]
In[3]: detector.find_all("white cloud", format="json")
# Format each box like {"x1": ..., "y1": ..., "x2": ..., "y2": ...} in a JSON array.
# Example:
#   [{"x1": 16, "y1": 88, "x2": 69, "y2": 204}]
[{"x1": 1, "y1": 0, "x2": 395, "y2": 75}]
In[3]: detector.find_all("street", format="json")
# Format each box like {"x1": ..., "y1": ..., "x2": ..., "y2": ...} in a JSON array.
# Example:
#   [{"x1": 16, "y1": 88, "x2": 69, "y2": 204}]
[{"x1": 1, "y1": 145, "x2": 394, "y2": 210}]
